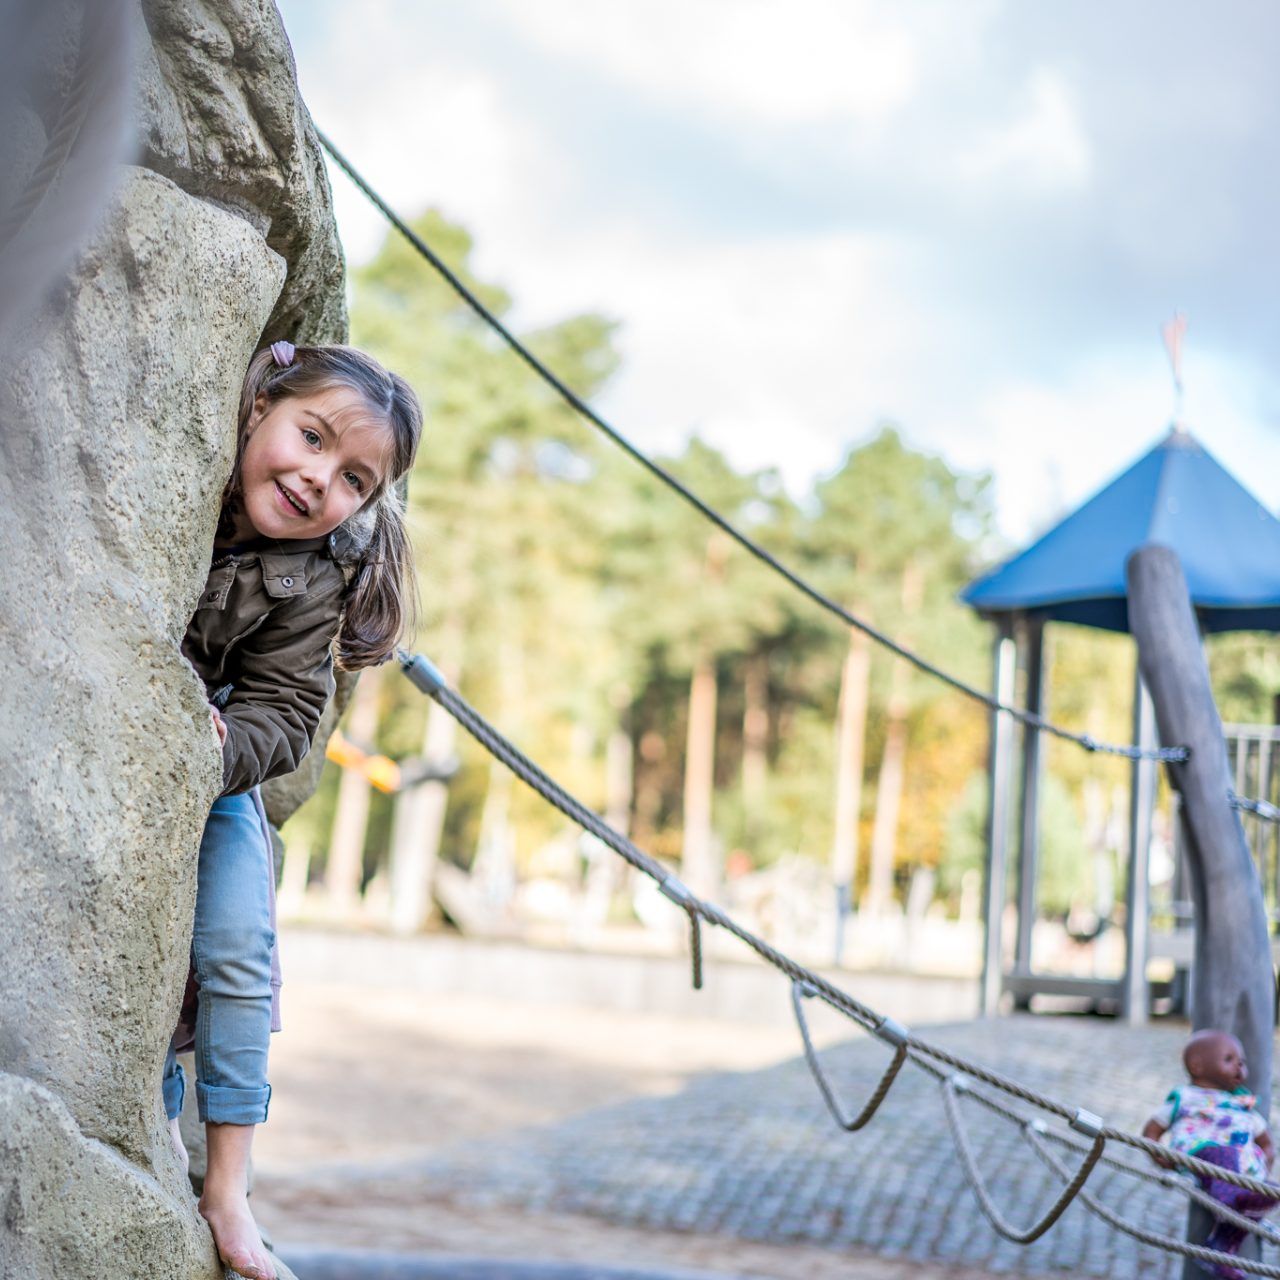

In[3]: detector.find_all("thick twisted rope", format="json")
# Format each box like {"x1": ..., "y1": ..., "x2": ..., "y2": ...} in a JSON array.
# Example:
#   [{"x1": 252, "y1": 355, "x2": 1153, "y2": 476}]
[
  {"x1": 1026, "y1": 1126, "x2": 1280, "y2": 1277},
  {"x1": 928, "y1": 1061, "x2": 1280, "y2": 1268},
  {"x1": 940, "y1": 1073, "x2": 1106, "y2": 1244},
  {"x1": 327, "y1": 130, "x2": 1186, "y2": 765},
  {"x1": 791, "y1": 981, "x2": 908, "y2": 1131}
]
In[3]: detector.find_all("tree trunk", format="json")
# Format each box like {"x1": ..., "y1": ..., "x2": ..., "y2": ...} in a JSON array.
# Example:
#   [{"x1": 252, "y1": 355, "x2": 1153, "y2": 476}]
[
  {"x1": 864, "y1": 563, "x2": 923, "y2": 916},
  {"x1": 1126, "y1": 545, "x2": 1274, "y2": 1279},
  {"x1": 324, "y1": 664, "x2": 382, "y2": 913},
  {"x1": 742, "y1": 652, "x2": 769, "y2": 837},
  {"x1": 277, "y1": 834, "x2": 312, "y2": 920},
  {"x1": 633, "y1": 728, "x2": 666, "y2": 845},
  {"x1": 683, "y1": 650, "x2": 719, "y2": 897},
  {"x1": 387, "y1": 682, "x2": 458, "y2": 934},
  {"x1": 831, "y1": 627, "x2": 871, "y2": 904},
  {"x1": 472, "y1": 755, "x2": 516, "y2": 913},
  {"x1": 865, "y1": 672, "x2": 909, "y2": 915},
  {"x1": 605, "y1": 683, "x2": 634, "y2": 836},
  {"x1": 575, "y1": 683, "x2": 634, "y2": 935}
]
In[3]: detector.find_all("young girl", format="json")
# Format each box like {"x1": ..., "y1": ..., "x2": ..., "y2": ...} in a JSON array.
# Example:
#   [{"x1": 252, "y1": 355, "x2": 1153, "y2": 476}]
[{"x1": 162, "y1": 341, "x2": 423, "y2": 1280}]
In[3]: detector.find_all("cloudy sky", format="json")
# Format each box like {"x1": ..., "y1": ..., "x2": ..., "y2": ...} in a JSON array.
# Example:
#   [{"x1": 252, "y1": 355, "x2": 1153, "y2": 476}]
[{"x1": 276, "y1": 0, "x2": 1280, "y2": 545}]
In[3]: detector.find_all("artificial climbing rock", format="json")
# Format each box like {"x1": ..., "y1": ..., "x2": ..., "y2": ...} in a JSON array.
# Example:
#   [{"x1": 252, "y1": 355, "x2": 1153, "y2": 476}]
[{"x1": 1, "y1": 3, "x2": 345, "y2": 1275}]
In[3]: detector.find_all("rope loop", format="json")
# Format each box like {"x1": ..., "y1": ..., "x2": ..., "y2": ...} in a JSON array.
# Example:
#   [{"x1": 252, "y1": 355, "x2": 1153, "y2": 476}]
[
  {"x1": 1025, "y1": 1124, "x2": 1280, "y2": 1277},
  {"x1": 941, "y1": 1074, "x2": 1104, "y2": 1245},
  {"x1": 791, "y1": 981, "x2": 908, "y2": 1132},
  {"x1": 657, "y1": 874, "x2": 705, "y2": 989}
]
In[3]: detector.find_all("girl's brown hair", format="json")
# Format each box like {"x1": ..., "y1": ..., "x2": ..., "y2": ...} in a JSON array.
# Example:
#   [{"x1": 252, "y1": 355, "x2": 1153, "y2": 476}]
[{"x1": 225, "y1": 344, "x2": 423, "y2": 669}]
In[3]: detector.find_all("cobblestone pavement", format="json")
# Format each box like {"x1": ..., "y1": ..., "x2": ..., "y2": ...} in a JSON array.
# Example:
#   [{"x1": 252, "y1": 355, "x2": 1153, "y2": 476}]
[{"x1": 297, "y1": 1015, "x2": 1272, "y2": 1278}]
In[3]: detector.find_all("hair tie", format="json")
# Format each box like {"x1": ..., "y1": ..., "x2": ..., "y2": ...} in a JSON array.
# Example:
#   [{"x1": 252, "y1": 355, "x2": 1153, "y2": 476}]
[{"x1": 270, "y1": 340, "x2": 296, "y2": 368}]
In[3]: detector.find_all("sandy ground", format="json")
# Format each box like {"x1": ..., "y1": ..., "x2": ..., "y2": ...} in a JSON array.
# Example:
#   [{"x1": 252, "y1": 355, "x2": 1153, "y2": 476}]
[{"x1": 252, "y1": 982, "x2": 989, "y2": 1279}]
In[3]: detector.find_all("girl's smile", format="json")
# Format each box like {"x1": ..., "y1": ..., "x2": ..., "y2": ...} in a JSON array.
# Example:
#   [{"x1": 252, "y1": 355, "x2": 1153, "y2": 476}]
[{"x1": 229, "y1": 386, "x2": 394, "y2": 543}]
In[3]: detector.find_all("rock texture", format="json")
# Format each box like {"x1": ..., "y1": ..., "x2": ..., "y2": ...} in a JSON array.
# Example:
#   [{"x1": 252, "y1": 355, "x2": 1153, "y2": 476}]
[
  {"x1": 0, "y1": 3, "x2": 347, "y2": 1275},
  {"x1": 136, "y1": 0, "x2": 346, "y2": 346}
]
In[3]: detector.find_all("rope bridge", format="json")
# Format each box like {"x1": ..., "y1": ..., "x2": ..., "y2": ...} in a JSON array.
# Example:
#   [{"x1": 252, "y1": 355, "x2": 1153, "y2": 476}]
[{"x1": 398, "y1": 649, "x2": 1280, "y2": 1276}]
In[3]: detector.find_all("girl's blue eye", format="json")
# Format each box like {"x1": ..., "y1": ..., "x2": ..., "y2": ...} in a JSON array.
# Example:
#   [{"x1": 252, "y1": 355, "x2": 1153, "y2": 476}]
[
  {"x1": 302, "y1": 427, "x2": 322, "y2": 447},
  {"x1": 344, "y1": 472, "x2": 363, "y2": 491}
]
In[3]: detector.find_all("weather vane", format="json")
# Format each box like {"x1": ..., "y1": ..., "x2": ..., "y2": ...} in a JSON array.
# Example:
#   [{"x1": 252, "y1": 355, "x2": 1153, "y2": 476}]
[{"x1": 1161, "y1": 311, "x2": 1187, "y2": 429}]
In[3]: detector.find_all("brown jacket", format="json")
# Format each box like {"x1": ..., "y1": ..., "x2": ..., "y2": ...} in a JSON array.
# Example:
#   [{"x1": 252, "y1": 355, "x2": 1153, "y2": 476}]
[{"x1": 183, "y1": 536, "x2": 346, "y2": 796}]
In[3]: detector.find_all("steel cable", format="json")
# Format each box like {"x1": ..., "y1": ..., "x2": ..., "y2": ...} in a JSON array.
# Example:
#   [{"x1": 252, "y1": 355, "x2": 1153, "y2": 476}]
[
  {"x1": 326, "y1": 132, "x2": 1186, "y2": 765},
  {"x1": 933, "y1": 1063, "x2": 1280, "y2": 1254},
  {"x1": 791, "y1": 981, "x2": 909, "y2": 1132},
  {"x1": 1232, "y1": 791, "x2": 1280, "y2": 824}
]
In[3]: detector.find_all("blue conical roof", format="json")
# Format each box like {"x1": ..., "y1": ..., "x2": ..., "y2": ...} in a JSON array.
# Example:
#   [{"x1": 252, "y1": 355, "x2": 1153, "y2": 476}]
[{"x1": 962, "y1": 428, "x2": 1280, "y2": 633}]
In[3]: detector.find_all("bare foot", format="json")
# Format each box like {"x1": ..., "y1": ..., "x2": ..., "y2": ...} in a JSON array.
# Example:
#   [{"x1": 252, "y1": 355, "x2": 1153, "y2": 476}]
[
  {"x1": 168, "y1": 1117, "x2": 189, "y2": 1175},
  {"x1": 198, "y1": 1191, "x2": 276, "y2": 1280}
]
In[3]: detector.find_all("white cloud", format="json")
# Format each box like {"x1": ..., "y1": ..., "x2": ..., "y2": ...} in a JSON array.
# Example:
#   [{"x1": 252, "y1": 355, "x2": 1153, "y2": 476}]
[
  {"x1": 281, "y1": 0, "x2": 1280, "y2": 552},
  {"x1": 495, "y1": 0, "x2": 925, "y2": 127},
  {"x1": 942, "y1": 351, "x2": 1280, "y2": 545},
  {"x1": 957, "y1": 68, "x2": 1092, "y2": 189},
  {"x1": 290, "y1": 3, "x2": 572, "y2": 270}
]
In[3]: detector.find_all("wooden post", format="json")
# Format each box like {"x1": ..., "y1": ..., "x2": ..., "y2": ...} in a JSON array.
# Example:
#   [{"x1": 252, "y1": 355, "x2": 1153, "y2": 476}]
[
  {"x1": 324, "y1": 666, "x2": 382, "y2": 912},
  {"x1": 980, "y1": 618, "x2": 1017, "y2": 1017},
  {"x1": 1123, "y1": 669, "x2": 1156, "y2": 1025},
  {"x1": 831, "y1": 626, "x2": 871, "y2": 963},
  {"x1": 387, "y1": 692, "x2": 456, "y2": 935},
  {"x1": 1125, "y1": 545, "x2": 1273, "y2": 1278},
  {"x1": 1013, "y1": 616, "x2": 1045, "y2": 978}
]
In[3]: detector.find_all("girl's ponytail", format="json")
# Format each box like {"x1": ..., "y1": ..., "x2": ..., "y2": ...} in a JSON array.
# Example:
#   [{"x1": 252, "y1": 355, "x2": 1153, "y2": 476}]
[{"x1": 334, "y1": 485, "x2": 418, "y2": 669}]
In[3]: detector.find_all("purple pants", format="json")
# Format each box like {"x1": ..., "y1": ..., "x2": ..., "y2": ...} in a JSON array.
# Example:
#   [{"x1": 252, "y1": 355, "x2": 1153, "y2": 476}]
[{"x1": 1195, "y1": 1144, "x2": 1280, "y2": 1279}]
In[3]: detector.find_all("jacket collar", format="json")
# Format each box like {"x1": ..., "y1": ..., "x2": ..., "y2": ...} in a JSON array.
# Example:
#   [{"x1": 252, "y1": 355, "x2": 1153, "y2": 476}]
[{"x1": 213, "y1": 534, "x2": 331, "y2": 559}]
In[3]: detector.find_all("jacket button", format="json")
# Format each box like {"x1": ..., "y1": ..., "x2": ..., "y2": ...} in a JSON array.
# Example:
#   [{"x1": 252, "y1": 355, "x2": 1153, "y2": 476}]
[{"x1": 281, "y1": 576, "x2": 294, "y2": 588}]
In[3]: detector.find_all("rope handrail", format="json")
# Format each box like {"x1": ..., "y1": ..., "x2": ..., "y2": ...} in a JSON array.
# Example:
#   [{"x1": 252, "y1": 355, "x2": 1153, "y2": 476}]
[
  {"x1": 394, "y1": 649, "x2": 1280, "y2": 1269},
  {"x1": 321, "y1": 130, "x2": 1187, "y2": 766}
]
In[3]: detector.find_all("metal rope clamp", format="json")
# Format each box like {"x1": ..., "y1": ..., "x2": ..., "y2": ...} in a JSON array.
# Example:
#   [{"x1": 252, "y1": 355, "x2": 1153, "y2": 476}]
[
  {"x1": 790, "y1": 982, "x2": 911, "y2": 1133},
  {"x1": 658, "y1": 874, "x2": 704, "y2": 990},
  {"x1": 399, "y1": 650, "x2": 447, "y2": 697},
  {"x1": 1070, "y1": 1108, "x2": 1104, "y2": 1140}
]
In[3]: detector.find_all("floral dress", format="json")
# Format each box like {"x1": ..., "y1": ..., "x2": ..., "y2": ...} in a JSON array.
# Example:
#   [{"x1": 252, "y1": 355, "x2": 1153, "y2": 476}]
[{"x1": 1149, "y1": 1085, "x2": 1269, "y2": 1178}]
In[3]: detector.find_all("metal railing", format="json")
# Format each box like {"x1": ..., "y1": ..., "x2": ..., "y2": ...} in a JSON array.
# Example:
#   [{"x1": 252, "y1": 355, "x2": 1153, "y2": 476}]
[{"x1": 1153, "y1": 724, "x2": 1280, "y2": 944}]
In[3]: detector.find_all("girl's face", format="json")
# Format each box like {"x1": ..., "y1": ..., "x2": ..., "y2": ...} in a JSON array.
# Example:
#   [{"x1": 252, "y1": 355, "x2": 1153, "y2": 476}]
[{"x1": 231, "y1": 386, "x2": 395, "y2": 543}]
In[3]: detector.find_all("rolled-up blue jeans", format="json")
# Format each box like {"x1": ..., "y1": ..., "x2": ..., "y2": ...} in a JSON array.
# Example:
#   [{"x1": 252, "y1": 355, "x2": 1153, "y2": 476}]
[{"x1": 162, "y1": 791, "x2": 274, "y2": 1125}]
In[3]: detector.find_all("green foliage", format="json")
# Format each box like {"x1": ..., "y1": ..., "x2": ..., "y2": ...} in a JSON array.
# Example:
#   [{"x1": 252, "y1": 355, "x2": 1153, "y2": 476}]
[
  {"x1": 940, "y1": 770, "x2": 1091, "y2": 916},
  {"x1": 285, "y1": 205, "x2": 1280, "y2": 931}
]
